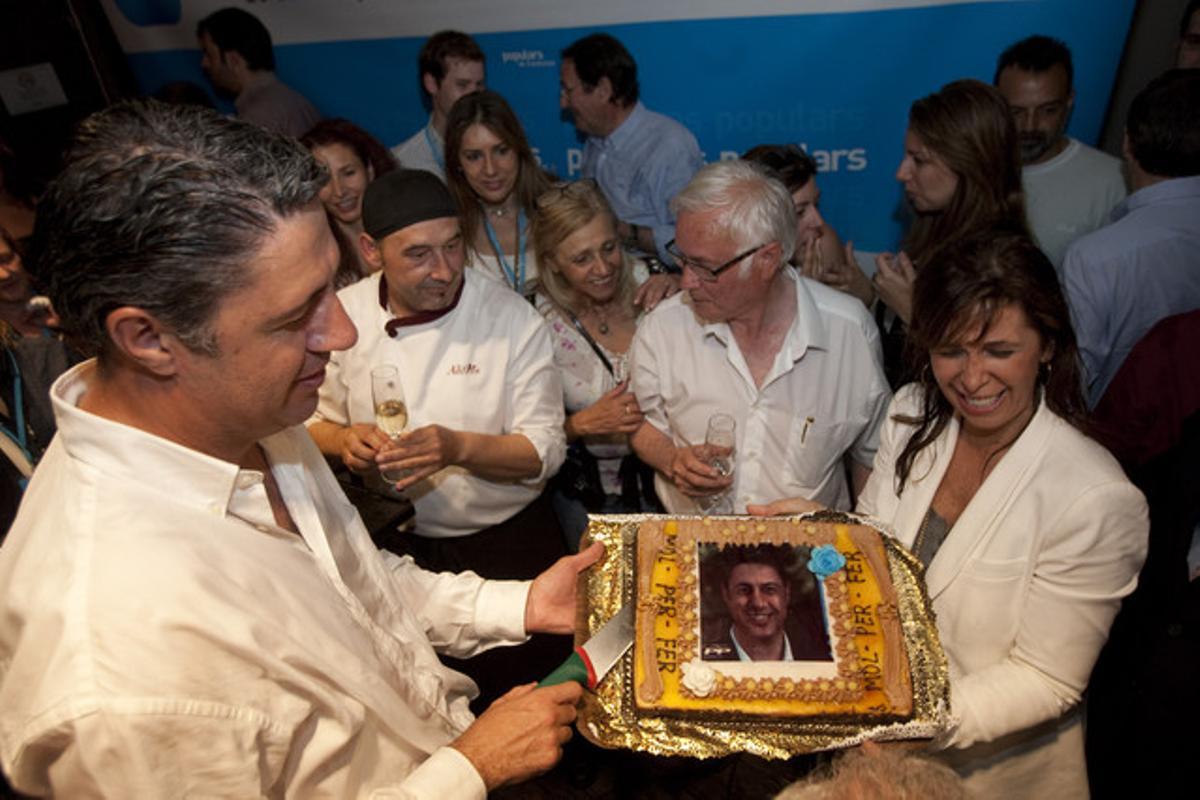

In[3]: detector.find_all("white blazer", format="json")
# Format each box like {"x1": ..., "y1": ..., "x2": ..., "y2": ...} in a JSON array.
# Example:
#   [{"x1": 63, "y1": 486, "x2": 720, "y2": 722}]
[{"x1": 859, "y1": 385, "x2": 1148, "y2": 798}]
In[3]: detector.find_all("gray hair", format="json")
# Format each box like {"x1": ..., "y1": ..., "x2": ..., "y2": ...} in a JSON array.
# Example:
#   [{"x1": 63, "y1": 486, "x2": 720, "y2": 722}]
[
  {"x1": 670, "y1": 160, "x2": 797, "y2": 265},
  {"x1": 32, "y1": 99, "x2": 326, "y2": 359},
  {"x1": 774, "y1": 746, "x2": 967, "y2": 800}
]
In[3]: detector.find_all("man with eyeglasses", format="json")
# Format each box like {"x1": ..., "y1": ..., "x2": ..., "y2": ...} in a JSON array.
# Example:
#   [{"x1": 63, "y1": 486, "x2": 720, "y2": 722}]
[
  {"x1": 629, "y1": 161, "x2": 890, "y2": 515},
  {"x1": 307, "y1": 168, "x2": 571, "y2": 710},
  {"x1": 559, "y1": 33, "x2": 702, "y2": 266}
]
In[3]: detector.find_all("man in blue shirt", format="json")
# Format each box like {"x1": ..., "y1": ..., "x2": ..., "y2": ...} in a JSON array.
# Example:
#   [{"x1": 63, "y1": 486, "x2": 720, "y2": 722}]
[
  {"x1": 559, "y1": 33, "x2": 703, "y2": 266},
  {"x1": 1062, "y1": 70, "x2": 1200, "y2": 407}
]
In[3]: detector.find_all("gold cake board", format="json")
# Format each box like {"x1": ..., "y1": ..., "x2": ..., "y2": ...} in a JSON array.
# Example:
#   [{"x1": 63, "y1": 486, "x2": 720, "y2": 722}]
[{"x1": 575, "y1": 510, "x2": 951, "y2": 759}]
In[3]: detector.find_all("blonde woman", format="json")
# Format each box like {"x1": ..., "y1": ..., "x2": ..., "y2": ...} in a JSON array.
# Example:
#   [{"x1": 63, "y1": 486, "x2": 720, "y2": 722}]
[{"x1": 532, "y1": 180, "x2": 676, "y2": 543}]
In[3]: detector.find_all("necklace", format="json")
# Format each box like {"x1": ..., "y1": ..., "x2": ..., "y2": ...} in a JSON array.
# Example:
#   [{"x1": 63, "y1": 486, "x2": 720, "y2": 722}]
[
  {"x1": 587, "y1": 302, "x2": 611, "y2": 335},
  {"x1": 483, "y1": 197, "x2": 516, "y2": 218}
]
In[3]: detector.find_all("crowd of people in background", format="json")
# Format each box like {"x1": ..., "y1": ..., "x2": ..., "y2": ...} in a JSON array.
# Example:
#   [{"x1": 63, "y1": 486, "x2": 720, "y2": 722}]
[{"x1": 0, "y1": 2, "x2": 1198, "y2": 798}]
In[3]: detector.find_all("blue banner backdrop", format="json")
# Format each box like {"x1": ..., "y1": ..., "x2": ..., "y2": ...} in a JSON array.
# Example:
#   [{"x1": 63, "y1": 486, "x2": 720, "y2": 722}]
[{"x1": 102, "y1": 0, "x2": 1135, "y2": 252}]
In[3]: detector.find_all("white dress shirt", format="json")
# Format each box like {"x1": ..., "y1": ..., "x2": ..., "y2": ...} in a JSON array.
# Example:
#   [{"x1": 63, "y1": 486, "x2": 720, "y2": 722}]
[
  {"x1": 311, "y1": 269, "x2": 566, "y2": 538},
  {"x1": 0, "y1": 362, "x2": 532, "y2": 797},
  {"x1": 631, "y1": 269, "x2": 890, "y2": 512}
]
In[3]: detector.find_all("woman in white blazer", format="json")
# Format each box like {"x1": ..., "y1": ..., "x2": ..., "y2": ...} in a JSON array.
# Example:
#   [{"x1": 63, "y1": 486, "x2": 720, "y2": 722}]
[{"x1": 755, "y1": 233, "x2": 1148, "y2": 798}]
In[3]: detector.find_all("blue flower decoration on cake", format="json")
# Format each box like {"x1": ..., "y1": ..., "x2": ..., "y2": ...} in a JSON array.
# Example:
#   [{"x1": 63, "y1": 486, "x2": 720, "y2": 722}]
[{"x1": 807, "y1": 544, "x2": 846, "y2": 580}]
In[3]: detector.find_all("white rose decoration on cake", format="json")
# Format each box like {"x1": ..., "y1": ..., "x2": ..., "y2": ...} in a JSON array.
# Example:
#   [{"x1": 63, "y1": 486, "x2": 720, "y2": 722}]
[{"x1": 681, "y1": 659, "x2": 717, "y2": 697}]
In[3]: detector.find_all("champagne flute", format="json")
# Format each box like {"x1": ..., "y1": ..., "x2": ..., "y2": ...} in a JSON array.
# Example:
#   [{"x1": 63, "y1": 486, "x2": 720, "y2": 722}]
[
  {"x1": 699, "y1": 413, "x2": 736, "y2": 515},
  {"x1": 371, "y1": 364, "x2": 408, "y2": 483}
]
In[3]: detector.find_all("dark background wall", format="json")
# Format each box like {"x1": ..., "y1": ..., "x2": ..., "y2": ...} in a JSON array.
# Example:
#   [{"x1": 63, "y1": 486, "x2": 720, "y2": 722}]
[
  {"x1": 0, "y1": 0, "x2": 135, "y2": 193},
  {"x1": 1100, "y1": 0, "x2": 1195, "y2": 154}
]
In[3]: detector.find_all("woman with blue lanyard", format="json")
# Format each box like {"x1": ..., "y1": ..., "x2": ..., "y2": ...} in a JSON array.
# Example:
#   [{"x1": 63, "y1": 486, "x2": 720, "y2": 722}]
[
  {"x1": 1, "y1": 225, "x2": 73, "y2": 533},
  {"x1": 444, "y1": 90, "x2": 555, "y2": 300}
]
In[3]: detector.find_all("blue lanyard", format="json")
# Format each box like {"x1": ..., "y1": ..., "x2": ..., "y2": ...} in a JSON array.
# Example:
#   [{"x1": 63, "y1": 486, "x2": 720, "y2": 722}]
[
  {"x1": 424, "y1": 124, "x2": 445, "y2": 174},
  {"x1": 483, "y1": 208, "x2": 527, "y2": 295},
  {"x1": 2, "y1": 348, "x2": 33, "y2": 488}
]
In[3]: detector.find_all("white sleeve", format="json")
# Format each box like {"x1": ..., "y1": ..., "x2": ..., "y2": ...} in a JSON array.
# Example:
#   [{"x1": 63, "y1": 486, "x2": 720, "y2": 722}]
[
  {"x1": 629, "y1": 312, "x2": 672, "y2": 439},
  {"x1": 856, "y1": 391, "x2": 907, "y2": 520},
  {"x1": 942, "y1": 481, "x2": 1148, "y2": 748},
  {"x1": 506, "y1": 310, "x2": 567, "y2": 483},
  {"x1": 382, "y1": 550, "x2": 531, "y2": 658},
  {"x1": 848, "y1": 352, "x2": 892, "y2": 470}
]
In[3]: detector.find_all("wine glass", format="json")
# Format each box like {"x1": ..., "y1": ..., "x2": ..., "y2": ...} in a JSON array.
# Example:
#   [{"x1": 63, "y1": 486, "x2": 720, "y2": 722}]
[
  {"x1": 371, "y1": 364, "x2": 408, "y2": 483},
  {"x1": 699, "y1": 413, "x2": 736, "y2": 515}
]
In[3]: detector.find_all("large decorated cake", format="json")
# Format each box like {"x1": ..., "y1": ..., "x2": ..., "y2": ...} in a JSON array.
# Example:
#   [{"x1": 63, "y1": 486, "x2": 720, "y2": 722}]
[
  {"x1": 633, "y1": 516, "x2": 912, "y2": 720},
  {"x1": 572, "y1": 512, "x2": 948, "y2": 758}
]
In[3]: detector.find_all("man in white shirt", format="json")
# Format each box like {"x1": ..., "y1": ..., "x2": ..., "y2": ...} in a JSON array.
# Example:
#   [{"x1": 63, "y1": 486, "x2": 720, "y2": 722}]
[
  {"x1": 630, "y1": 161, "x2": 890, "y2": 515},
  {"x1": 197, "y1": 7, "x2": 321, "y2": 137},
  {"x1": 994, "y1": 35, "x2": 1126, "y2": 268},
  {"x1": 308, "y1": 168, "x2": 569, "y2": 708},
  {"x1": 392, "y1": 31, "x2": 486, "y2": 179},
  {"x1": 0, "y1": 100, "x2": 594, "y2": 798}
]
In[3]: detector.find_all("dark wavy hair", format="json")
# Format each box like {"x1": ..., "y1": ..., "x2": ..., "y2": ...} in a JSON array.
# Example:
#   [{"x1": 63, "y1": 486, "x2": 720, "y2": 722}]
[
  {"x1": 892, "y1": 232, "x2": 1087, "y2": 493},
  {"x1": 32, "y1": 100, "x2": 325, "y2": 359},
  {"x1": 444, "y1": 90, "x2": 554, "y2": 260},
  {"x1": 903, "y1": 80, "x2": 1027, "y2": 267},
  {"x1": 300, "y1": 118, "x2": 396, "y2": 181}
]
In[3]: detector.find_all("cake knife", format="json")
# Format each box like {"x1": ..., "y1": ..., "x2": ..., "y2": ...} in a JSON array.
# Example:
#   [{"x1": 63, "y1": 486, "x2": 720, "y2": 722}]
[{"x1": 539, "y1": 603, "x2": 633, "y2": 689}]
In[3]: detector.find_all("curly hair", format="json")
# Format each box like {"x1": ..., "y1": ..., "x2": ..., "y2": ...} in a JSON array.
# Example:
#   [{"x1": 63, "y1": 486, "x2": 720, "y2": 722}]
[{"x1": 300, "y1": 118, "x2": 397, "y2": 182}]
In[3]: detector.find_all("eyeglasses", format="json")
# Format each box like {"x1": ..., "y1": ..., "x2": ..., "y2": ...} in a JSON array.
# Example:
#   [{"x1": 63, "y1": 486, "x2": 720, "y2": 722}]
[
  {"x1": 535, "y1": 178, "x2": 600, "y2": 210},
  {"x1": 665, "y1": 239, "x2": 769, "y2": 282}
]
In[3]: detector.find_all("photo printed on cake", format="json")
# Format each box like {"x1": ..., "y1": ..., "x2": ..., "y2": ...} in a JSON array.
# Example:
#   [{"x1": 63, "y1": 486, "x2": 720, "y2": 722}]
[{"x1": 698, "y1": 543, "x2": 833, "y2": 662}]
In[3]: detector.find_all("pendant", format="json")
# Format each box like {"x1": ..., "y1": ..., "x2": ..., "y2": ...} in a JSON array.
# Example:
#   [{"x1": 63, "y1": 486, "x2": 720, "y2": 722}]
[{"x1": 598, "y1": 321, "x2": 610, "y2": 335}]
